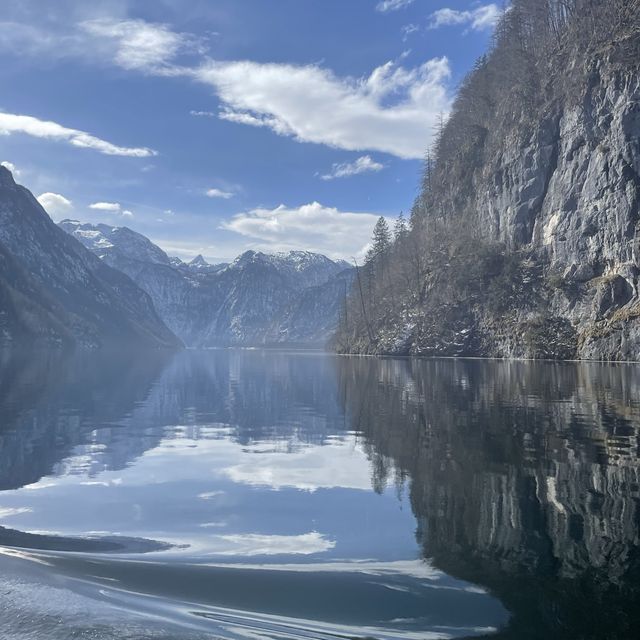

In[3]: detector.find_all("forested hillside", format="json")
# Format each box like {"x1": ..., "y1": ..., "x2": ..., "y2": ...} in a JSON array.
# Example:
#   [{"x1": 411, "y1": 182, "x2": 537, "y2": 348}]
[{"x1": 335, "y1": 0, "x2": 640, "y2": 360}]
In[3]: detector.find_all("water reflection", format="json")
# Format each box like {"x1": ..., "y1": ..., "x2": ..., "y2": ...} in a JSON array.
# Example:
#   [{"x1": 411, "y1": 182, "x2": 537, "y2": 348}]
[
  {"x1": 338, "y1": 357, "x2": 640, "y2": 638},
  {"x1": 0, "y1": 351, "x2": 639, "y2": 638},
  {"x1": 0, "y1": 348, "x2": 170, "y2": 490}
]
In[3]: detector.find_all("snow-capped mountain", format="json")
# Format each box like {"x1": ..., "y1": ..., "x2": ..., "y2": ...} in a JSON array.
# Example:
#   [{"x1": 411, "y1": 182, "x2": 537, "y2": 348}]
[
  {"x1": 60, "y1": 219, "x2": 209, "y2": 344},
  {"x1": 58, "y1": 221, "x2": 172, "y2": 265},
  {"x1": 0, "y1": 167, "x2": 180, "y2": 348},
  {"x1": 226, "y1": 250, "x2": 350, "y2": 290},
  {"x1": 173, "y1": 255, "x2": 227, "y2": 275},
  {"x1": 59, "y1": 220, "x2": 352, "y2": 347}
]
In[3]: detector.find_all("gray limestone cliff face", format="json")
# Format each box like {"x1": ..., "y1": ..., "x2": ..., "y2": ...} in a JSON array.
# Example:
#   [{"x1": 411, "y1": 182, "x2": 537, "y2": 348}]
[
  {"x1": 470, "y1": 60, "x2": 640, "y2": 359},
  {"x1": 58, "y1": 221, "x2": 211, "y2": 345}
]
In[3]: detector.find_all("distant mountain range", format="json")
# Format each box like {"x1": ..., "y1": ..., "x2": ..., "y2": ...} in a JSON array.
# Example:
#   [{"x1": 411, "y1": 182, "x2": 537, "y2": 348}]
[
  {"x1": 0, "y1": 166, "x2": 352, "y2": 349},
  {"x1": 60, "y1": 219, "x2": 353, "y2": 347}
]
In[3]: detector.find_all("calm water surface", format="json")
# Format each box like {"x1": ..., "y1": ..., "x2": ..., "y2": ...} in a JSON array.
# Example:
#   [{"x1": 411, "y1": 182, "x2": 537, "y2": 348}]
[{"x1": 0, "y1": 349, "x2": 639, "y2": 639}]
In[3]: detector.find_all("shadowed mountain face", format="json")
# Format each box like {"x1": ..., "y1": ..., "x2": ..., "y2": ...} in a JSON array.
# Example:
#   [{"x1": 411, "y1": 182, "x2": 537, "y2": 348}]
[
  {"x1": 337, "y1": 357, "x2": 640, "y2": 639},
  {"x1": 59, "y1": 220, "x2": 352, "y2": 347},
  {"x1": 0, "y1": 168, "x2": 180, "y2": 348}
]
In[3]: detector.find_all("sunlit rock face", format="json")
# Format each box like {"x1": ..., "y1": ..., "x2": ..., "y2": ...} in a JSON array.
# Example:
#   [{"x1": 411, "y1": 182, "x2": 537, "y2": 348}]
[
  {"x1": 0, "y1": 167, "x2": 180, "y2": 348},
  {"x1": 60, "y1": 221, "x2": 353, "y2": 347},
  {"x1": 473, "y1": 61, "x2": 640, "y2": 359},
  {"x1": 337, "y1": 357, "x2": 640, "y2": 638}
]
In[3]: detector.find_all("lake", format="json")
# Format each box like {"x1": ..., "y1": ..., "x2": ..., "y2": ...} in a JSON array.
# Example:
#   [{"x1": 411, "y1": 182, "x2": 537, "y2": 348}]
[{"x1": 0, "y1": 349, "x2": 639, "y2": 639}]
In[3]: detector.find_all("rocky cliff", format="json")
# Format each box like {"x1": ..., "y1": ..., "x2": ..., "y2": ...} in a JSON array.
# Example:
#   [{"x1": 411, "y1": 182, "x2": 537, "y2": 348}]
[
  {"x1": 0, "y1": 168, "x2": 180, "y2": 348},
  {"x1": 473, "y1": 51, "x2": 640, "y2": 360},
  {"x1": 60, "y1": 220, "x2": 352, "y2": 347},
  {"x1": 335, "y1": 0, "x2": 640, "y2": 361}
]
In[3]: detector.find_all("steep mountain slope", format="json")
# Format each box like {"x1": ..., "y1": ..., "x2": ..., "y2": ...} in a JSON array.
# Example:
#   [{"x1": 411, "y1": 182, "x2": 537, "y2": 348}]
[
  {"x1": 270, "y1": 268, "x2": 353, "y2": 344},
  {"x1": 0, "y1": 239, "x2": 73, "y2": 345},
  {"x1": 60, "y1": 221, "x2": 352, "y2": 347},
  {"x1": 336, "y1": 0, "x2": 640, "y2": 361},
  {"x1": 198, "y1": 250, "x2": 351, "y2": 346},
  {"x1": 0, "y1": 167, "x2": 180, "y2": 348},
  {"x1": 59, "y1": 220, "x2": 205, "y2": 343}
]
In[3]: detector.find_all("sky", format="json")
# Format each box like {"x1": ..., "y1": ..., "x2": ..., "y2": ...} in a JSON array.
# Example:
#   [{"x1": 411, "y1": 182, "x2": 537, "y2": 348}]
[{"x1": 0, "y1": 0, "x2": 500, "y2": 262}]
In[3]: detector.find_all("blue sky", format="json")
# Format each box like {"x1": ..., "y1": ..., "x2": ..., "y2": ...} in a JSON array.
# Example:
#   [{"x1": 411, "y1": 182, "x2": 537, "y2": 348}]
[{"x1": 0, "y1": 0, "x2": 499, "y2": 262}]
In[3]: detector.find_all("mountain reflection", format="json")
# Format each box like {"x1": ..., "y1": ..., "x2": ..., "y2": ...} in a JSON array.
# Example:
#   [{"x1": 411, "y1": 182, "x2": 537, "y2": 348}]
[
  {"x1": 0, "y1": 349, "x2": 347, "y2": 492},
  {"x1": 1, "y1": 351, "x2": 640, "y2": 637},
  {"x1": 337, "y1": 357, "x2": 640, "y2": 638},
  {"x1": 0, "y1": 348, "x2": 170, "y2": 490}
]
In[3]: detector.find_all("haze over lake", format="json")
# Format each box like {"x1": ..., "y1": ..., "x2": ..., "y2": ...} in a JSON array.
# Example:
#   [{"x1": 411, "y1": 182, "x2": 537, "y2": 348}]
[{"x1": 1, "y1": 349, "x2": 639, "y2": 639}]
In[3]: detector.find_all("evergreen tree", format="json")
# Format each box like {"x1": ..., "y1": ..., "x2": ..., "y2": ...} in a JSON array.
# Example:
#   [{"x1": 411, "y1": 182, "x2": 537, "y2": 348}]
[
  {"x1": 366, "y1": 217, "x2": 391, "y2": 265},
  {"x1": 394, "y1": 212, "x2": 408, "y2": 242}
]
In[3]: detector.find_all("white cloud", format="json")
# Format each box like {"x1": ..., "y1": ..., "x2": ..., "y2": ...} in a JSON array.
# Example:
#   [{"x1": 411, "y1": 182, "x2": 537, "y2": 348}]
[
  {"x1": 0, "y1": 160, "x2": 19, "y2": 176},
  {"x1": 376, "y1": 0, "x2": 415, "y2": 12},
  {"x1": 89, "y1": 201, "x2": 133, "y2": 216},
  {"x1": 222, "y1": 202, "x2": 384, "y2": 260},
  {"x1": 0, "y1": 507, "x2": 32, "y2": 519},
  {"x1": 0, "y1": 113, "x2": 156, "y2": 157},
  {"x1": 428, "y1": 4, "x2": 502, "y2": 31},
  {"x1": 192, "y1": 57, "x2": 451, "y2": 159},
  {"x1": 206, "y1": 188, "x2": 234, "y2": 199},
  {"x1": 205, "y1": 559, "x2": 441, "y2": 580},
  {"x1": 80, "y1": 18, "x2": 202, "y2": 73},
  {"x1": 0, "y1": 17, "x2": 200, "y2": 74},
  {"x1": 321, "y1": 155, "x2": 384, "y2": 181},
  {"x1": 224, "y1": 437, "x2": 374, "y2": 492},
  {"x1": 190, "y1": 110, "x2": 216, "y2": 117},
  {"x1": 89, "y1": 201, "x2": 121, "y2": 211},
  {"x1": 198, "y1": 490, "x2": 225, "y2": 500},
  {"x1": 0, "y1": 17, "x2": 451, "y2": 160},
  {"x1": 37, "y1": 192, "x2": 73, "y2": 220},
  {"x1": 208, "y1": 532, "x2": 335, "y2": 557},
  {"x1": 0, "y1": 21, "x2": 82, "y2": 59}
]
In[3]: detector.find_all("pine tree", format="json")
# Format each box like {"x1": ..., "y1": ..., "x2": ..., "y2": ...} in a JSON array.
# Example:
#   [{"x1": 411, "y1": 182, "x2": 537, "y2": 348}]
[
  {"x1": 394, "y1": 212, "x2": 408, "y2": 242},
  {"x1": 423, "y1": 151, "x2": 434, "y2": 196},
  {"x1": 366, "y1": 217, "x2": 391, "y2": 265}
]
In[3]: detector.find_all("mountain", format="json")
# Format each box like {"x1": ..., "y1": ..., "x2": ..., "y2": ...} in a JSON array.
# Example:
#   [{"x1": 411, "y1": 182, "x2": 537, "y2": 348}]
[
  {"x1": 335, "y1": 0, "x2": 640, "y2": 361},
  {"x1": 183, "y1": 254, "x2": 224, "y2": 274},
  {"x1": 0, "y1": 167, "x2": 181, "y2": 348},
  {"x1": 60, "y1": 221, "x2": 352, "y2": 347},
  {"x1": 58, "y1": 219, "x2": 204, "y2": 343},
  {"x1": 197, "y1": 250, "x2": 352, "y2": 346}
]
